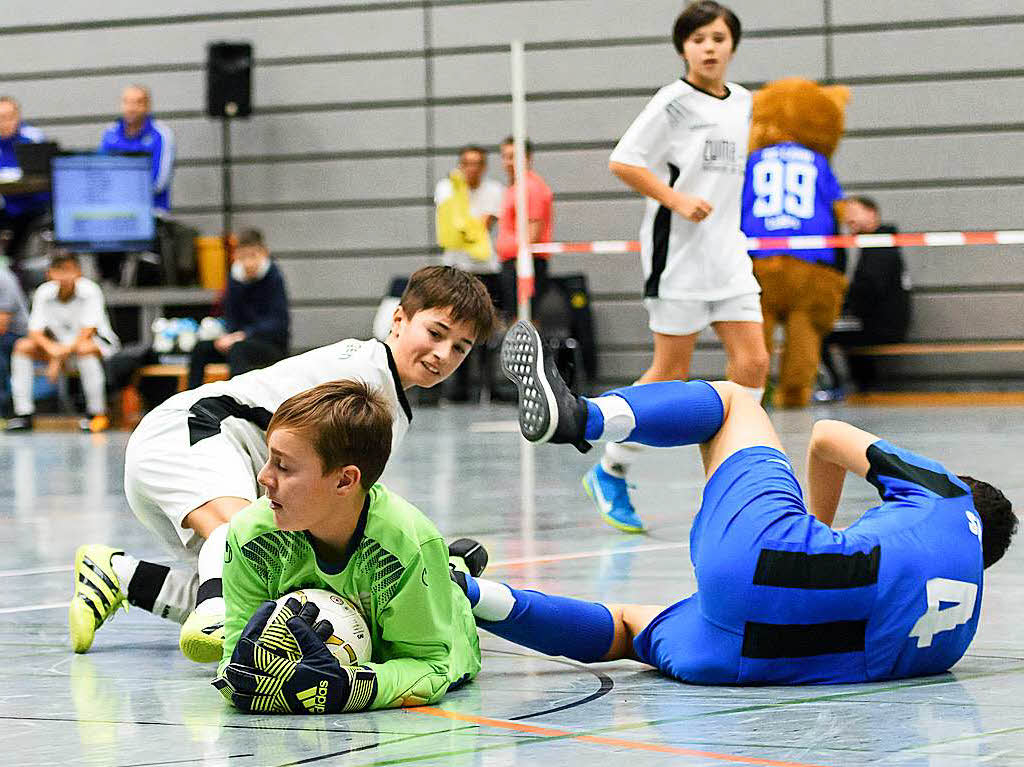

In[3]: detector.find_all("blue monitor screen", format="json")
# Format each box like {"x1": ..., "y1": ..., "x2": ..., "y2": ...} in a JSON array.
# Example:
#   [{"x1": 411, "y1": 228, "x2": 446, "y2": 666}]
[{"x1": 52, "y1": 153, "x2": 155, "y2": 252}]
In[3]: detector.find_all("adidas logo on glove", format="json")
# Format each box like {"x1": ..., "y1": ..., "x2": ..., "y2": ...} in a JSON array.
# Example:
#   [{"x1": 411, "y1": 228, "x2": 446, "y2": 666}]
[{"x1": 296, "y1": 680, "x2": 330, "y2": 713}]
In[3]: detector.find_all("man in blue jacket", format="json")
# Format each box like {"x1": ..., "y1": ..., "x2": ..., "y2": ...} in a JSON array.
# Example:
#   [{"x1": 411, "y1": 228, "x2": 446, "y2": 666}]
[
  {"x1": 188, "y1": 228, "x2": 290, "y2": 388},
  {"x1": 0, "y1": 96, "x2": 50, "y2": 260},
  {"x1": 99, "y1": 85, "x2": 175, "y2": 212}
]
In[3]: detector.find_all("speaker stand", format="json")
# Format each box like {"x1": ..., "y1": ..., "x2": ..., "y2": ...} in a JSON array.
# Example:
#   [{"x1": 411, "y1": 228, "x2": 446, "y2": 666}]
[{"x1": 220, "y1": 117, "x2": 233, "y2": 258}]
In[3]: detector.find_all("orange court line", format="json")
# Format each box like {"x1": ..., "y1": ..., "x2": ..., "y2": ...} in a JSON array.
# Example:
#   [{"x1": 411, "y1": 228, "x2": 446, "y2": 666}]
[{"x1": 414, "y1": 706, "x2": 833, "y2": 767}]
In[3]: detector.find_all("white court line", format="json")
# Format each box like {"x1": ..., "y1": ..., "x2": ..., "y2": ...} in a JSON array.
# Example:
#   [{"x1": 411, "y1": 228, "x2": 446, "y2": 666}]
[
  {"x1": 0, "y1": 602, "x2": 69, "y2": 614},
  {"x1": 490, "y1": 540, "x2": 688, "y2": 568},
  {"x1": 0, "y1": 556, "x2": 173, "y2": 578},
  {"x1": 469, "y1": 420, "x2": 521, "y2": 433},
  {"x1": 0, "y1": 544, "x2": 688, "y2": 614}
]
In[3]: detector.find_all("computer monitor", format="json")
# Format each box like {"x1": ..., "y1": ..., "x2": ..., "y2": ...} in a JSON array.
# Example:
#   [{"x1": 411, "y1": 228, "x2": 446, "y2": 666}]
[{"x1": 51, "y1": 153, "x2": 155, "y2": 252}]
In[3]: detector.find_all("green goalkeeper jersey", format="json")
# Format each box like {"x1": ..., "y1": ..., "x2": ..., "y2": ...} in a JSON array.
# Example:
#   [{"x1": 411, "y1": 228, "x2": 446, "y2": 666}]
[{"x1": 220, "y1": 485, "x2": 481, "y2": 710}]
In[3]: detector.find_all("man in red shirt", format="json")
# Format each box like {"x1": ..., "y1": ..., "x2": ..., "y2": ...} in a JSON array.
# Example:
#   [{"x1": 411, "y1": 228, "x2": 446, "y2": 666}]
[{"x1": 495, "y1": 137, "x2": 553, "y2": 320}]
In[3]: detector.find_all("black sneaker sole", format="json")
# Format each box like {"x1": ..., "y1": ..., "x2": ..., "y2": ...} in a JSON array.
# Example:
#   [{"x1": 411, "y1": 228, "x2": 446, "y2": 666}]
[{"x1": 500, "y1": 321, "x2": 560, "y2": 443}]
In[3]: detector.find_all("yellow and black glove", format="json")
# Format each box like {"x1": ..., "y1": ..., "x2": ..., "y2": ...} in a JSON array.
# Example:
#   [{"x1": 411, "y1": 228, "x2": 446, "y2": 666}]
[{"x1": 213, "y1": 598, "x2": 377, "y2": 714}]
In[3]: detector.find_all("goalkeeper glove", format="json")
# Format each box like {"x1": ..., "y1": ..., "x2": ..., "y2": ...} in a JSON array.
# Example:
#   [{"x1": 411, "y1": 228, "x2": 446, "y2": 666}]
[{"x1": 213, "y1": 597, "x2": 377, "y2": 714}]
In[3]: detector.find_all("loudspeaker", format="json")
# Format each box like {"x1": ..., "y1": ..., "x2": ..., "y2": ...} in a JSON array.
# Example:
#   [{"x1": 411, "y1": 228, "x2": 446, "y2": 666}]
[{"x1": 206, "y1": 42, "x2": 252, "y2": 118}]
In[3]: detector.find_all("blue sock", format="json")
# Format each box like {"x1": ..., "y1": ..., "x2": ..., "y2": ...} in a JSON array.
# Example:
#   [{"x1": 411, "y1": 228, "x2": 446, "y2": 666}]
[
  {"x1": 606, "y1": 380, "x2": 724, "y2": 447},
  {"x1": 463, "y1": 572, "x2": 480, "y2": 606},
  {"x1": 584, "y1": 399, "x2": 604, "y2": 440},
  {"x1": 470, "y1": 578, "x2": 615, "y2": 664}
]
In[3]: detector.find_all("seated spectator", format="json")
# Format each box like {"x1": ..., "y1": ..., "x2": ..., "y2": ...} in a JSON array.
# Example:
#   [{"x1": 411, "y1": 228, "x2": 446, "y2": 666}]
[
  {"x1": 100, "y1": 85, "x2": 175, "y2": 212},
  {"x1": 0, "y1": 262, "x2": 29, "y2": 417},
  {"x1": 97, "y1": 85, "x2": 176, "y2": 283},
  {"x1": 0, "y1": 96, "x2": 50, "y2": 261},
  {"x1": 187, "y1": 228, "x2": 289, "y2": 388},
  {"x1": 7, "y1": 252, "x2": 120, "y2": 432},
  {"x1": 819, "y1": 196, "x2": 911, "y2": 396},
  {"x1": 434, "y1": 145, "x2": 504, "y2": 401}
]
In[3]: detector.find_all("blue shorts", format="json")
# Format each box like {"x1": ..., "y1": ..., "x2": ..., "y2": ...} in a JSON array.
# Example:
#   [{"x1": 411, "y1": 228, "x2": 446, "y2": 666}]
[{"x1": 633, "y1": 446, "x2": 858, "y2": 685}]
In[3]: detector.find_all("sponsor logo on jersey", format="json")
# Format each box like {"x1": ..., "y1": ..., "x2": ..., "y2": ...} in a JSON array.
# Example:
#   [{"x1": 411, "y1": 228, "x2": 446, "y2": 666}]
[{"x1": 296, "y1": 680, "x2": 330, "y2": 713}]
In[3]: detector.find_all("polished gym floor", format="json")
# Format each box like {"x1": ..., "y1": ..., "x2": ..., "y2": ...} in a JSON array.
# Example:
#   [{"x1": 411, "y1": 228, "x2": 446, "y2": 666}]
[{"x1": 3, "y1": 401, "x2": 1023, "y2": 766}]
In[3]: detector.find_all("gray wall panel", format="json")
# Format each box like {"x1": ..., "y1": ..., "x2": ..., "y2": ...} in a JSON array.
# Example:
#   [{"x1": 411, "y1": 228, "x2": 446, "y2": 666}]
[
  {"x1": 2, "y1": 9, "x2": 424, "y2": 75},
  {"x1": 291, "y1": 306, "x2": 377, "y2": 350},
  {"x1": 903, "y1": 247, "x2": 1024, "y2": 289},
  {"x1": 833, "y1": 0, "x2": 1021, "y2": 25},
  {"x1": 230, "y1": 157, "x2": 429, "y2": 205},
  {"x1": 553, "y1": 199, "x2": 648, "y2": 242},
  {"x1": 835, "y1": 132, "x2": 1024, "y2": 184},
  {"x1": 181, "y1": 207, "x2": 431, "y2": 252},
  {"x1": 256, "y1": 59, "x2": 426, "y2": 105},
  {"x1": 431, "y1": 0, "x2": 824, "y2": 48},
  {"x1": 432, "y1": 97, "x2": 648, "y2": 147},
  {"x1": 845, "y1": 79, "x2": 1024, "y2": 131},
  {"x1": 230, "y1": 109, "x2": 428, "y2": 155},
  {"x1": 909, "y1": 293, "x2": 1024, "y2": 340},
  {"x1": 279, "y1": 256, "x2": 428, "y2": 302},
  {"x1": 865, "y1": 187, "x2": 1024, "y2": 232},
  {"x1": 833, "y1": 24, "x2": 1024, "y2": 78},
  {"x1": 14, "y1": 72, "x2": 202, "y2": 119},
  {"x1": 12, "y1": 1, "x2": 390, "y2": 27},
  {"x1": 432, "y1": 39, "x2": 824, "y2": 99}
]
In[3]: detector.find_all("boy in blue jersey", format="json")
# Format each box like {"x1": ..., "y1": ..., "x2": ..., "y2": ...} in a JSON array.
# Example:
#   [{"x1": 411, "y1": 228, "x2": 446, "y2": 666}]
[{"x1": 452, "y1": 320, "x2": 1017, "y2": 685}]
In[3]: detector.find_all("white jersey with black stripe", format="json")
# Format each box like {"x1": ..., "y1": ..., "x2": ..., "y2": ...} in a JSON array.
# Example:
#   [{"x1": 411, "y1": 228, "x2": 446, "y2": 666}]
[
  {"x1": 610, "y1": 79, "x2": 759, "y2": 301},
  {"x1": 149, "y1": 338, "x2": 412, "y2": 473}
]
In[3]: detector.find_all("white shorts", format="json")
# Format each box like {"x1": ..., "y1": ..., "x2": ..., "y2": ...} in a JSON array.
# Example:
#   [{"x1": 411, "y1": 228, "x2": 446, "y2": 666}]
[
  {"x1": 644, "y1": 292, "x2": 763, "y2": 336},
  {"x1": 124, "y1": 406, "x2": 262, "y2": 558}
]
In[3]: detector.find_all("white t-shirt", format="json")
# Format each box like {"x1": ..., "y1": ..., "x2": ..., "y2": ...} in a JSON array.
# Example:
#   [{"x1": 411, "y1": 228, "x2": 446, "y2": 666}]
[
  {"x1": 28, "y1": 277, "x2": 121, "y2": 355},
  {"x1": 434, "y1": 176, "x2": 504, "y2": 273},
  {"x1": 611, "y1": 79, "x2": 760, "y2": 301},
  {"x1": 153, "y1": 338, "x2": 412, "y2": 476}
]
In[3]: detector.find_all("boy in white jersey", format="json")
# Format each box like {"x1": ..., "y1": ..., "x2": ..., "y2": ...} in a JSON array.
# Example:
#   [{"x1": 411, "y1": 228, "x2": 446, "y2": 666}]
[
  {"x1": 68, "y1": 266, "x2": 495, "y2": 663},
  {"x1": 586, "y1": 1, "x2": 768, "y2": 533}
]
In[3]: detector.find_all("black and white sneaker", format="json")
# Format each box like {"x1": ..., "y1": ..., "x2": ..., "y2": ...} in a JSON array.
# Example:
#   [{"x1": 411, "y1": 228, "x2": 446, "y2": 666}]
[
  {"x1": 4, "y1": 415, "x2": 33, "y2": 432},
  {"x1": 448, "y1": 538, "x2": 489, "y2": 577},
  {"x1": 500, "y1": 320, "x2": 592, "y2": 453}
]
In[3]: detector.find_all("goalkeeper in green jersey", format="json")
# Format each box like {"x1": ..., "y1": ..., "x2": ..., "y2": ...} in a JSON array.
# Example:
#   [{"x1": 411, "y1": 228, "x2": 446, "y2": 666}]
[{"x1": 213, "y1": 379, "x2": 483, "y2": 713}]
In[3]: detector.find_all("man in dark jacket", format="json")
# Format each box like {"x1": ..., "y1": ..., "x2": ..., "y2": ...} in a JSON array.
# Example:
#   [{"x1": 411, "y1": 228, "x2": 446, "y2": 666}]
[
  {"x1": 188, "y1": 228, "x2": 290, "y2": 388},
  {"x1": 819, "y1": 196, "x2": 911, "y2": 395}
]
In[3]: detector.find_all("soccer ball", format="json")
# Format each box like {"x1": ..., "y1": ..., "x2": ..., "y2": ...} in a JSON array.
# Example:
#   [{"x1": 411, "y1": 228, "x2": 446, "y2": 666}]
[{"x1": 271, "y1": 588, "x2": 371, "y2": 666}]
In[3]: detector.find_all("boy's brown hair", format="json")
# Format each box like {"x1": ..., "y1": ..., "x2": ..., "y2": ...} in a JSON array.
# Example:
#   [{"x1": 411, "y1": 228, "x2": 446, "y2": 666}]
[
  {"x1": 268, "y1": 380, "x2": 393, "y2": 490},
  {"x1": 399, "y1": 265, "x2": 496, "y2": 342}
]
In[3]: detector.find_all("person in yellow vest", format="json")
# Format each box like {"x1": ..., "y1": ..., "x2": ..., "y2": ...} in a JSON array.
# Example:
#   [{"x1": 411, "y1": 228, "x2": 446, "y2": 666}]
[{"x1": 434, "y1": 146, "x2": 504, "y2": 401}]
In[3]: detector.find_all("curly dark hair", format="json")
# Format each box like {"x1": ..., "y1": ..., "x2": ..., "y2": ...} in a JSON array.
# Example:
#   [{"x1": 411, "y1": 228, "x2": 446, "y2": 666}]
[{"x1": 960, "y1": 475, "x2": 1017, "y2": 568}]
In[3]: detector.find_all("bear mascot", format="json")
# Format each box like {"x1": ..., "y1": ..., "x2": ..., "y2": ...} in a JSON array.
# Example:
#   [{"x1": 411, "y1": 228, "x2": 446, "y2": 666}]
[{"x1": 741, "y1": 78, "x2": 850, "y2": 408}]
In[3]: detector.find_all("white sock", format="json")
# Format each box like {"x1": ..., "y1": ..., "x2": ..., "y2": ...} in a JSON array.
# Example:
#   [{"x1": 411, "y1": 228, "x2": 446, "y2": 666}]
[
  {"x1": 10, "y1": 353, "x2": 34, "y2": 416},
  {"x1": 194, "y1": 522, "x2": 228, "y2": 616},
  {"x1": 111, "y1": 553, "x2": 139, "y2": 591},
  {"x1": 601, "y1": 440, "x2": 645, "y2": 479},
  {"x1": 739, "y1": 386, "x2": 765, "y2": 405},
  {"x1": 75, "y1": 354, "x2": 107, "y2": 415},
  {"x1": 472, "y1": 578, "x2": 516, "y2": 621},
  {"x1": 112, "y1": 552, "x2": 197, "y2": 624},
  {"x1": 588, "y1": 394, "x2": 636, "y2": 443}
]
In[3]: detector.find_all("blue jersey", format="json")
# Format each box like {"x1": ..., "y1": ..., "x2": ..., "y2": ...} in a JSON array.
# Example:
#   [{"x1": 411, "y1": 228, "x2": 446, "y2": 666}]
[
  {"x1": 741, "y1": 142, "x2": 844, "y2": 268},
  {"x1": 0, "y1": 124, "x2": 50, "y2": 217},
  {"x1": 634, "y1": 442, "x2": 983, "y2": 685},
  {"x1": 99, "y1": 116, "x2": 175, "y2": 211}
]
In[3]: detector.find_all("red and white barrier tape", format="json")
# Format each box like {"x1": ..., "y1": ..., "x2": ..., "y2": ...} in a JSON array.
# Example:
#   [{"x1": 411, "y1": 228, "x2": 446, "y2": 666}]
[{"x1": 532, "y1": 230, "x2": 1024, "y2": 255}]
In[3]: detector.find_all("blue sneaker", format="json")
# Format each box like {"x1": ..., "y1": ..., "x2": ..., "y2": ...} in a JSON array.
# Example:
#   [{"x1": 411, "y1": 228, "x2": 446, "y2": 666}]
[{"x1": 582, "y1": 464, "x2": 644, "y2": 533}]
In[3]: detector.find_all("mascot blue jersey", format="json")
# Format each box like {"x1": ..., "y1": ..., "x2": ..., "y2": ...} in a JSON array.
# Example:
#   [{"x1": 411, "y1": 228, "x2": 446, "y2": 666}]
[{"x1": 741, "y1": 141, "x2": 844, "y2": 268}]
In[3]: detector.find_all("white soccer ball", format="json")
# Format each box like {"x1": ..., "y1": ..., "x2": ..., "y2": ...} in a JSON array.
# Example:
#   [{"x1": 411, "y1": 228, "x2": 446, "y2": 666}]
[{"x1": 271, "y1": 588, "x2": 372, "y2": 666}]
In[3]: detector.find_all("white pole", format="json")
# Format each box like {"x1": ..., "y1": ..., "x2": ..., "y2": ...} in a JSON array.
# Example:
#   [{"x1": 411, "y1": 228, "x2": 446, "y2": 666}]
[
  {"x1": 510, "y1": 40, "x2": 536, "y2": 527},
  {"x1": 510, "y1": 39, "x2": 532, "y2": 322}
]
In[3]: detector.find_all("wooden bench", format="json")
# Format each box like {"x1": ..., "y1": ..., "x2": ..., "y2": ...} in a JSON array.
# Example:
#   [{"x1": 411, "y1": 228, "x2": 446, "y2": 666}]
[
  {"x1": 118, "y1": 363, "x2": 231, "y2": 426},
  {"x1": 845, "y1": 341, "x2": 1024, "y2": 356}
]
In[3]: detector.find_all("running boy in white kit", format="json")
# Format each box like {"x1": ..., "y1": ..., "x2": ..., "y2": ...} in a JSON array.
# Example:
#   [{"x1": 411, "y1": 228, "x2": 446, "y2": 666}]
[
  {"x1": 68, "y1": 266, "x2": 495, "y2": 663},
  {"x1": 587, "y1": 1, "x2": 768, "y2": 533}
]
